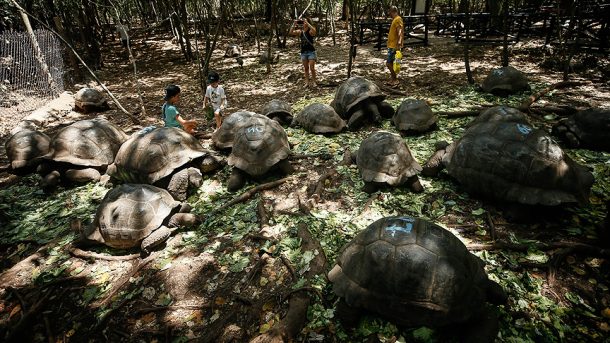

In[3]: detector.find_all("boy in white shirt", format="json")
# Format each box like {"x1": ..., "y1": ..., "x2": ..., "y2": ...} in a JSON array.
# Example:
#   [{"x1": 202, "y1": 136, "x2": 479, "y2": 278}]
[{"x1": 203, "y1": 71, "x2": 227, "y2": 131}]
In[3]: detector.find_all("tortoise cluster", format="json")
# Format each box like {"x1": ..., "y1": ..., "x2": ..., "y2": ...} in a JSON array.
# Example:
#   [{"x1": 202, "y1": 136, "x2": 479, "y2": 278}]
[{"x1": 3, "y1": 74, "x2": 606, "y2": 341}]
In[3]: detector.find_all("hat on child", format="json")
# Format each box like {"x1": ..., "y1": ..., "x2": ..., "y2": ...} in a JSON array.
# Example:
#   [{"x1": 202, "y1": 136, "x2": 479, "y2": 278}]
[
  {"x1": 208, "y1": 71, "x2": 220, "y2": 83},
  {"x1": 165, "y1": 85, "x2": 181, "y2": 100}
]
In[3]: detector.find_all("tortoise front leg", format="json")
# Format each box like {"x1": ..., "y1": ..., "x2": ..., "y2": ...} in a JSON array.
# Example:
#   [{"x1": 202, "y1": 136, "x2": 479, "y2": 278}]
[
  {"x1": 41, "y1": 170, "x2": 61, "y2": 191},
  {"x1": 168, "y1": 167, "x2": 202, "y2": 201},
  {"x1": 167, "y1": 212, "x2": 199, "y2": 228},
  {"x1": 276, "y1": 159, "x2": 294, "y2": 175},
  {"x1": 227, "y1": 168, "x2": 247, "y2": 192},
  {"x1": 141, "y1": 226, "x2": 173, "y2": 254},
  {"x1": 65, "y1": 168, "x2": 101, "y2": 183},
  {"x1": 421, "y1": 141, "x2": 451, "y2": 177},
  {"x1": 406, "y1": 175, "x2": 424, "y2": 193}
]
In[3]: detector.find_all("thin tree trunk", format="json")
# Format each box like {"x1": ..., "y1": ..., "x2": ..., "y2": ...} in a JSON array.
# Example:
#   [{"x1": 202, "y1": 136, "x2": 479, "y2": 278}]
[
  {"x1": 13, "y1": 0, "x2": 59, "y2": 95},
  {"x1": 203, "y1": 12, "x2": 224, "y2": 89},
  {"x1": 502, "y1": 0, "x2": 509, "y2": 67},
  {"x1": 254, "y1": 15, "x2": 261, "y2": 53},
  {"x1": 266, "y1": 1, "x2": 275, "y2": 73},
  {"x1": 464, "y1": 0, "x2": 474, "y2": 84},
  {"x1": 330, "y1": 0, "x2": 336, "y2": 45},
  {"x1": 347, "y1": 0, "x2": 356, "y2": 78},
  {"x1": 53, "y1": 16, "x2": 81, "y2": 81}
]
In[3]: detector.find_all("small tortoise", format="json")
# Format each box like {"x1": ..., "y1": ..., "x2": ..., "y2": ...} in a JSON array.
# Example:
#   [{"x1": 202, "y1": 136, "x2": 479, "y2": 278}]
[
  {"x1": 212, "y1": 111, "x2": 257, "y2": 150},
  {"x1": 331, "y1": 76, "x2": 394, "y2": 130},
  {"x1": 295, "y1": 103, "x2": 345, "y2": 134},
  {"x1": 468, "y1": 106, "x2": 528, "y2": 127},
  {"x1": 107, "y1": 127, "x2": 221, "y2": 201},
  {"x1": 224, "y1": 44, "x2": 243, "y2": 58},
  {"x1": 82, "y1": 184, "x2": 198, "y2": 253},
  {"x1": 552, "y1": 108, "x2": 610, "y2": 152},
  {"x1": 329, "y1": 216, "x2": 507, "y2": 342},
  {"x1": 393, "y1": 99, "x2": 438, "y2": 134},
  {"x1": 227, "y1": 116, "x2": 293, "y2": 191},
  {"x1": 481, "y1": 66, "x2": 530, "y2": 97},
  {"x1": 355, "y1": 131, "x2": 423, "y2": 193},
  {"x1": 261, "y1": 99, "x2": 293, "y2": 126},
  {"x1": 423, "y1": 121, "x2": 594, "y2": 206},
  {"x1": 38, "y1": 118, "x2": 128, "y2": 190},
  {"x1": 259, "y1": 51, "x2": 280, "y2": 64},
  {"x1": 5, "y1": 129, "x2": 51, "y2": 175},
  {"x1": 74, "y1": 88, "x2": 110, "y2": 113}
]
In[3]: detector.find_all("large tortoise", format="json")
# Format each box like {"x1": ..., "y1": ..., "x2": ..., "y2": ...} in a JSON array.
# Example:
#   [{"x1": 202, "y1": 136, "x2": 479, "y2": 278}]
[
  {"x1": 552, "y1": 108, "x2": 610, "y2": 152},
  {"x1": 211, "y1": 111, "x2": 257, "y2": 150},
  {"x1": 331, "y1": 76, "x2": 394, "y2": 130},
  {"x1": 329, "y1": 216, "x2": 507, "y2": 342},
  {"x1": 423, "y1": 121, "x2": 594, "y2": 206},
  {"x1": 393, "y1": 98, "x2": 437, "y2": 134},
  {"x1": 82, "y1": 184, "x2": 198, "y2": 253},
  {"x1": 468, "y1": 106, "x2": 528, "y2": 127},
  {"x1": 227, "y1": 116, "x2": 293, "y2": 191},
  {"x1": 261, "y1": 99, "x2": 293, "y2": 126},
  {"x1": 107, "y1": 127, "x2": 221, "y2": 201},
  {"x1": 5, "y1": 129, "x2": 51, "y2": 175},
  {"x1": 295, "y1": 103, "x2": 345, "y2": 134},
  {"x1": 481, "y1": 66, "x2": 530, "y2": 97},
  {"x1": 38, "y1": 118, "x2": 128, "y2": 190},
  {"x1": 355, "y1": 131, "x2": 423, "y2": 193},
  {"x1": 74, "y1": 88, "x2": 110, "y2": 113}
]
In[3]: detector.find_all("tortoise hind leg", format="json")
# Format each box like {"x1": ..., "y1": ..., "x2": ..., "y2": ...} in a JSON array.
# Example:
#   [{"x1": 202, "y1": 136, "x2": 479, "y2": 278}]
[
  {"x1": 65, "y1": 168, "x2": 101, "y2": 183},
  {"x1": 277, "y1": 159, "x2": 294, "y2": 175},
  {"x1": 41, "y1": 170, "x2": 61, "y2": 192},
  {"x1": 407, "y1": 175, "x2": 424, "y2": 193},
  {"x1": 362, "y1": 181, "x2": 379, "y2": 194},
  {"x1": 141, "y1": 225, "x2": 173, "y2": 254},
  {"x1": 335, "y1": 298, "x2": 362, "y2": 328},
  {"x1": 378, "y1": 101, "x2": 395, "y2": 118},
  {"x1": 168, "y1": 212, "x2": 200, "y2": 228}
]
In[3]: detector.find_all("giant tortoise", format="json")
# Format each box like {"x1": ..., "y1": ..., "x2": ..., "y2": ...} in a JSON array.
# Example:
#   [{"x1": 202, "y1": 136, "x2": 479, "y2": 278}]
[
  {"x1": 295, "y1": 103, "x2": 345, "y2": 134},
  {"x1": 481, "y1": 66, "x2": 530, "y2": 97},
  {"x1": 331, "y1": 76, "x2": 394, "y2": 130},
  {"x1": 74, "y1": 88, "x2": 110, "y2": 113},
  {"x1": 5, "y1": 129, "x2": 51, "y2": 175},
  {"x1": 552, "y1": 108, "x2": 610, "y2": 152}
]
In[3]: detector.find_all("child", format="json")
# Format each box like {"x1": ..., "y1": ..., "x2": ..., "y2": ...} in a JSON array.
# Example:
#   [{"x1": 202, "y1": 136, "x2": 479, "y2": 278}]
[
  {"x1": 203, "y1": 71, "x2": 227, "y2": 130},
  {"x1": 162, "y1": 85, "x2": 196, "y2": 134}
]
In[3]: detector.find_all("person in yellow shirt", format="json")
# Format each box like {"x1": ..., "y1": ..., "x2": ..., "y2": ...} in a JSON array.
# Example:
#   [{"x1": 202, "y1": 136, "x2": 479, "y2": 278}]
[{"x1": 386, "y1": 6, "x2": 403, "y2": 86}]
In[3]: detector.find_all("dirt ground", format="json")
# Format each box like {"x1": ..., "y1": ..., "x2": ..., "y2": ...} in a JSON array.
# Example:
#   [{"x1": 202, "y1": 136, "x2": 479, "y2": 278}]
[{"x1": 1, "y1": 23, "x2": 610, "y2": 342}]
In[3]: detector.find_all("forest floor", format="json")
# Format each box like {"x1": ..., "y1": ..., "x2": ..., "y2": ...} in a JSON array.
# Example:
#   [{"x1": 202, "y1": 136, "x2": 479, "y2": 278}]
[{"x1": 1, "y1": 24, "x2": 610, "y2": 343}]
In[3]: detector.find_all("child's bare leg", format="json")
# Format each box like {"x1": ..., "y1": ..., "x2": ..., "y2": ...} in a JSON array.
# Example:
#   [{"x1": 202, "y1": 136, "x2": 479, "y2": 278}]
[
  {"x1": 214, "y1": 112, "x2": 222, "y2": 129},
  {"x1": 302, "y1": 60, "x2": 310, "y2": 85},
  {"x1": 309, "y1": 60, "x2": 317, "y2": 85}
]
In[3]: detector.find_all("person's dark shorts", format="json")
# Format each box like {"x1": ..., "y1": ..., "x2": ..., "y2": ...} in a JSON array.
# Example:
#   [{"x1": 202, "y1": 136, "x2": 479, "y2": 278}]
[
  {"x1": 387, "y1": 48, "x2": 396, "y2": 63},
  {"x1": 300, "y1": 50, "x2": 317, "y2": 61}
]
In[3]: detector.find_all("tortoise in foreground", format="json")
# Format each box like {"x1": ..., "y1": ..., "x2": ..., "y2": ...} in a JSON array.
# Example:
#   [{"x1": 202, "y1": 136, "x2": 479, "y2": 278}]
[
  {"x1": 468, "y1": 105, "x2": 528, "y2": 127},
  {"x1": 107, "y1": 127, "x2": 221, "y2": 201},
  {"x1": 393, "y1": 98, "x2": 437, "y2": 134},
  {"x1": 331, "y1": 76, "x2": 394, "y2": 130},
  {"x1": 74, "y1": 88, "x2": 110, "y2": 113},
  {"x1": 5, "y1": 129, "x2": 51, "y2": 175},
  {"x1": 227, "y1": 116, "x2": 293, "y2": 191},
  {"x1": 82, "y1": 184, "x2": 198, "y2": 253},
  {"x1": 552, "y1": 108, "x2": 610, "y2": 152},
  {"x1": 38, "y1": 118, "x2": 128, "y2": 190},
  {"x1": 355, "y1": 131, "x2": 423, "y2": 193},
  {"x1": 481, "y1": 66, "x2": 530, "y2": 97},
  {"x1": 329, "y1": 216, "x2": 507, "y2": 342},
  {"x1": 261, "y1": 99, "x2": 293, "y2": 126},
  {"x1": 422, "y1": 121, "x2": 594, "y2": 206},
  {"x1": 212, "y1": 111, "x2": 257, "y2": 150},
  {"x1": 295, "y1": 103, "x2": 345, "y2": 134}
]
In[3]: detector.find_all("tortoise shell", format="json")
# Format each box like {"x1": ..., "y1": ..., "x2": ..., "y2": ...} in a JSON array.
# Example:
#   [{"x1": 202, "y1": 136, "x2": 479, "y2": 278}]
[
  {"x1": 87, "y1": 184, "x2": 180, "y2": 249},
  {"x1": 296, "y1": 103, "x2": 345, "y2": 133},
  {"x1": 109, "y1": 127, "x2": 210, "y2": 184},
  {"x1": 552, "y1": 108, "x2": 610, "y2": 151},
  {"x1": 468, "y1": 106, "x2": 528, "y2": 127},
  {"x1": 328, "y1": 216, "x2": 493, "y2": 327},
  {"x1": 481, "y1": 66, "x2": 530, "y2": 96},
  {"x1": 74, "y1": 88, "x2": 109, "y2": 113},
  {"x1": 393, "y1": 99, "x2": 438, "y2": 132},
  {"x1": 356, "y1": 131, "x2": 422, "y2": 186},
  {"x1": 5, "y1": 129, "x2": 51, "y2": 171},
  {"x1": 444, "y1": 121, "x2": 594, "y2": 205},
  {"x1": 332, "y1": 76, "x2": 385, "y2": 118},
  {"x1": 43, "y1": 118, "x2": 127, "y2": 168},
  {"x1": 228, "y1": 116, "x2": 290, "y2": 176},
  {"x1": 212, "y1": 111, "x2": 257, "y2": 149},
  {"x1": 261, "y1": 99, "x2": 293, "y2": 125}
]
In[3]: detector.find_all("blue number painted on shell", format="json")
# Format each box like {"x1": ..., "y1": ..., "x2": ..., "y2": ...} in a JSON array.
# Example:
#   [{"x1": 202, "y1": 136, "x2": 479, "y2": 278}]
[
  {"x1": 385, "y1": 217, "x2": 415, "y2": 237},
  {"x1": 516, "y1": 123, "x2": 532, "y2": 135},
  {"x1": 247, "y1": 126, "x2": 264, "y2": 134}
]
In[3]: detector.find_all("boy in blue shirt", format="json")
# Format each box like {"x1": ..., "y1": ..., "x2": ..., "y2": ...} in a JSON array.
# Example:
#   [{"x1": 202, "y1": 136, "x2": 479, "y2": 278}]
[{"x1": 162, "y1": 85, "x2": 196, "y2": 133}]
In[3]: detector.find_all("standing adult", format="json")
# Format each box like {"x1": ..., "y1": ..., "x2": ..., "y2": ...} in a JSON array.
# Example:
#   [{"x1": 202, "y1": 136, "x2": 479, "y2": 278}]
[
  {"x1": 116, "y1": 21, "x2": 129, "y2": 48},
  {"x1": 386, "y1": 6, "x2": 404, "y2": 86},
  {"x1": 290, "y1": 17, "x2": 318, "y2": 88}
]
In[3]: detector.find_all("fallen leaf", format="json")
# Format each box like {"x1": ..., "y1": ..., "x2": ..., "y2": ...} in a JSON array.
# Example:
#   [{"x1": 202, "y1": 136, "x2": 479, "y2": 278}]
[{"x1": 9, "y1": 304, "x2": 21, "y2": 320}]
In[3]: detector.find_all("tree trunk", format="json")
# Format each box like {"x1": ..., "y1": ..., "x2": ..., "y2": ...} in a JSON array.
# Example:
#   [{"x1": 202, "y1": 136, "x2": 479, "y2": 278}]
[
  {"x1": 464, "y1": 0, "x2": 474, "y2": 84},
  {"x1": 266, "y1": 2, "x2": 275, "y2": 73},
  {"x1": 347, "y1": 0, "x2": 355, "y2": 78},
  {"x1": 53, "y1": 16, "x2": 81, "y2": 81},
  {"x1": 501, "y1": 0, "x2": 509, "y2": 67},
  {"x1": 330, "y1": 0, "x2": 336, "y2": 45}
]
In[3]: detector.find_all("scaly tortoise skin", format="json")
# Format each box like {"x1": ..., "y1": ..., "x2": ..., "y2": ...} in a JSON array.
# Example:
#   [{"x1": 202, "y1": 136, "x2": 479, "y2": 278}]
[
  {"x1": 84, "y1": 184, "x2": 197, "y2": 253},
  {"x1": 423, "y1": 121, "x2": 594, "y2": 206},
  {"x1": 296, "y1": 103, "x2": 345, "y2": 133},
  {"x1": 329, "y1": 216, "x2": 507, "y2": 341},
  {"x1": 355, "y1": 131, "x2": 423, "y2": 193},
  {"x1": 226, "y1": 115, "x2": 293, "y2": 191},
  {"x1": 261, "y1": 99, "x2": 293, "y2": 126},
  {"x1": 38, "y1": 118, "x2": 128, "y2": 189},
  {"x1": 552, "y1": 108, "x2": 610, "y2": 152},
  {"x1": 74, "y1": 88, "x2": 110, "y2": 113},
  {"x1": 5, "y1": 129, "x2": 51, "y2": 174},
  {"x1": 481, "y1": 66, "x2": 530, "y2": 96},
  {"x1": 393, "y1": 98, "x2": 438, "y2": 133},
  {"x1": 107, "y1": 127, "x2": 220, "y2": 201}
]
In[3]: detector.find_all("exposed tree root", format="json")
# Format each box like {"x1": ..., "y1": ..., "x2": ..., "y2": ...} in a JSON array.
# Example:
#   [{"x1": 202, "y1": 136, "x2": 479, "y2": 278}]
[
  {"x1": 467, "y1": 240, "x2": 610, "y2": 258},
  {"x1": 69, "y1": 247, "x2": 140, "y2": 261},
  {"x1": 518, "y1": 80, "x2": 589, "y2": 111},
  {"x1": 310, "y1": 169, "x2": 337, "y2": 203},
  {"x1": 213, "y1": 177, "x2": 290, "y2": 215}
]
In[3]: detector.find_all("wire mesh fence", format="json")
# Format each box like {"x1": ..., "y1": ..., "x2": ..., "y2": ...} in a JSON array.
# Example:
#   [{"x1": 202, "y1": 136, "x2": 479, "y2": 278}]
[{"x1": 0, "y1": 29, "x2": 64, "y2": 122}]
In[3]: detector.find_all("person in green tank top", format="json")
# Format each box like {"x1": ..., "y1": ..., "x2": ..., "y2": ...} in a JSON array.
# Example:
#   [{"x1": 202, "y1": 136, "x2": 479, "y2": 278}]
[{"x1": 162, "y1": 85, "x2": 196, "y2": 133}]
